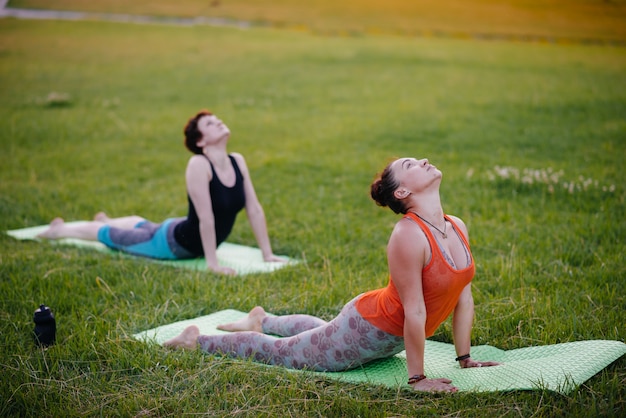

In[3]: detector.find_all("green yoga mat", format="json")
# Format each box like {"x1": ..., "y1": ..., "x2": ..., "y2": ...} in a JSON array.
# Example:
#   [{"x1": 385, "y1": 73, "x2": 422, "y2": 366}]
[
  {"x1": 6, "y1": 222, "x2": 299, "y2": 275},
  {"x1": 133, "y1": 309, "x2": 626, "y2": 394}
]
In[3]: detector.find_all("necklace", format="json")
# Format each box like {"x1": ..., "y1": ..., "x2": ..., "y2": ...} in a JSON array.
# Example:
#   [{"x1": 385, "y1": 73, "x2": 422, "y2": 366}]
[{"x1": 414, "y1": 213, "x2": 447, "y2": 239}]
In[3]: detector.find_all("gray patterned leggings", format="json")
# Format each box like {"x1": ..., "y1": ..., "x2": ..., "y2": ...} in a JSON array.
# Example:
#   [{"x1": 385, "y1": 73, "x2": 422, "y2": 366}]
[{"x1": 197, "y1": 296, "x2": 405, "y2": 372}]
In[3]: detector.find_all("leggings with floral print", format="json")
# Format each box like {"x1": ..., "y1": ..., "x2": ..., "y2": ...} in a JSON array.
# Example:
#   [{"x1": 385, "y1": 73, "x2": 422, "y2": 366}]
[{"x1": 197, "y1": 296, "x2": 405, "y2": 372}]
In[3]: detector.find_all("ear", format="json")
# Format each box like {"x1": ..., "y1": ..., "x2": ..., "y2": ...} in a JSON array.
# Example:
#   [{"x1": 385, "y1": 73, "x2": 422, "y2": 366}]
[{"x1": 394, "y1": 189, "x2": 411, "y2": 200}]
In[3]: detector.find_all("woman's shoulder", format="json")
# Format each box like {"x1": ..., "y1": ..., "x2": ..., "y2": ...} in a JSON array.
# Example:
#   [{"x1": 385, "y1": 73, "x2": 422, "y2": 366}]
[
  {"x1": 446, "y1": 214, "x2": 464, "y2": 224},
  {"x1": 229, "y1": 152, "x2": 250, "y2": 174},
  {"x1": 387, "y1": 216, "x2": 430, "y2": 270},
  {"x1": 229, "y1": 152, "x2": 246, "y2": 164},
  {"x1": 187, "y1": 154, "x2": 211, "y2": 167},
  {"x1": 446, "y1": 214, "x2": 468, "y2": 232},
  {"x1": 186, "y1": 155, "x2": 213, "y2": 181},
  {"x1": 389, "y1": 216, "x2": 429, "y2": 250}
]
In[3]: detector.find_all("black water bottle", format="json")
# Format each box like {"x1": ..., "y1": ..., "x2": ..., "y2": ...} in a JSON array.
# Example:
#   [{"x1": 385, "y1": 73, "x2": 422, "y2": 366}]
[{"x1": 33, "y1": 304, "x2": 56, "y2": 347}]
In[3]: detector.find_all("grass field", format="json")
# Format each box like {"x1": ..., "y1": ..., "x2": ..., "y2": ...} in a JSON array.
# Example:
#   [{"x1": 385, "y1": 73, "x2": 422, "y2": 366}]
[{"x1": 1, "y1": 1, "x2": 625, "y2": 417}]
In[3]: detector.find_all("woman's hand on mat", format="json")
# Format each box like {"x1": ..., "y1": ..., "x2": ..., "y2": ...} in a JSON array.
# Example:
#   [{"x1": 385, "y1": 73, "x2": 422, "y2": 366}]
[
  {"x1": 209, "y1": 265, "x2": 237, "y2": 275},
  {"x1": 460, "y1": 358, "x2": 500, "y2": 368},
  {"x1": 263, "y1": 254, "x2": 288, "y2": 263},
  {"x1": 411, "y1": 378, "x2": 458, "y2": 393}
]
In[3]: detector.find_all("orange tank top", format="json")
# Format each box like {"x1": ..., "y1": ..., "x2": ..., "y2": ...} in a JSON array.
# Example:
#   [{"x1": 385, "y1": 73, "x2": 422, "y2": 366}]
[{"x1": 355, "y1": 213, "x2": 475, "y2": 337}]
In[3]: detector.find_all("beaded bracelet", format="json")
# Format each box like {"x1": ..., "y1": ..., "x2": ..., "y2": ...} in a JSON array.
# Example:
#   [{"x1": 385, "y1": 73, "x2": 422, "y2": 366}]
[
  {"x1": 455, "y1": 354, "x2": 471, "y2": 362},
  {"x1": 407, "y1": 374, "x2": 427, "y2": 385}
]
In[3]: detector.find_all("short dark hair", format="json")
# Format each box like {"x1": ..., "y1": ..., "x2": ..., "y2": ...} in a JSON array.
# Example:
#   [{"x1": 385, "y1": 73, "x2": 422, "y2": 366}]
[{"x1": 183, "y1": 110, "x2": 213, "y2": 154}]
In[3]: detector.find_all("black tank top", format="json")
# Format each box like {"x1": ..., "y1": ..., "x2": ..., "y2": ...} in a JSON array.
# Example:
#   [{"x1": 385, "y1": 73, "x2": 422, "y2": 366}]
[{"x1": 173, "y1": 154, "x2": 246, "y2": 256}]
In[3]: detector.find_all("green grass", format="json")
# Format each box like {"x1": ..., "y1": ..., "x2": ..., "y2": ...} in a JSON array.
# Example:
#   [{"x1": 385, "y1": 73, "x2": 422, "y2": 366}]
[{"x1": 0, "y1": 11, "x2": 625, "y2": 418}]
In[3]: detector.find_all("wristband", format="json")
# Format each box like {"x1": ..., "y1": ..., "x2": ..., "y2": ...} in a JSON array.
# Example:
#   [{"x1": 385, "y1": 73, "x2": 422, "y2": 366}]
[
  {"x1": 407, "y1": 374, "x2": 427, "y2": 385},
  {"x1": 455, "y1": 354, "x2": 470, "y2": 362}
]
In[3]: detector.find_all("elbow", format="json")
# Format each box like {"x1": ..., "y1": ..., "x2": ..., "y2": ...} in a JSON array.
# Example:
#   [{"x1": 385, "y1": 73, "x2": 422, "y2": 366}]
[
  {"x1": 199, "y1": 218, "x2": 215, "y2": 232},
  {"x1": 246, "y1": 204, "x2": 265, "y2": 219},
  {"x1": 405, "y1": 310, "x2": 427, "y2": 328},
  {"x1": 457, "y1": 293, "x2": 474, "y2": 311}
]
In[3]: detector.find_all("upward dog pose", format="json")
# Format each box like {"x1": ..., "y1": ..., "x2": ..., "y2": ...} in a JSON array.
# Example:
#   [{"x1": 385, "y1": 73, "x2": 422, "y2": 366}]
[
  {"x1": 165, "y1": 157, "x2": 499, "y2": 392},
  {"x1": 38, "y1": 110, "x2": 284, "y2": 275}
]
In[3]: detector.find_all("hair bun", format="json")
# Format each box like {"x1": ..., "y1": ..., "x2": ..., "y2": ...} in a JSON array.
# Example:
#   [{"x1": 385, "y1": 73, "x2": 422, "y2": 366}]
[
  {"x1": 370, "y1": 161, "x2": 406, "y2": 214},
  {"x1": 370, "y1": 179, "x2": 387, "y2": 207}
]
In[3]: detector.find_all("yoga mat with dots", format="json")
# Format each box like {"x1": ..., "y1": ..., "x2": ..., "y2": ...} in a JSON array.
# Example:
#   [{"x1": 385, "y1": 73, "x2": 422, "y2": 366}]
[{"x1": 133, "y1": 309, "x2": 626, "y2": 394}]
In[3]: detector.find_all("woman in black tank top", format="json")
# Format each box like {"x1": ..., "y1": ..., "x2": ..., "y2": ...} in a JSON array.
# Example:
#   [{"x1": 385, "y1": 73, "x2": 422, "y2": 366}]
[
  {"x1": 173, "y1": 154, "x2": 246, "y2": 256},
  {"x1": 37, "y1": 110, "x2": 285, "y2": 275}
]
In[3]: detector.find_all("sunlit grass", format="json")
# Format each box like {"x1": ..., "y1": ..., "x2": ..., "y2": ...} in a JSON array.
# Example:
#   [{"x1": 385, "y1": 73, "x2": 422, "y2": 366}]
[{"x1": 8, "y1": 0, "x2": 626, "y2": 42}]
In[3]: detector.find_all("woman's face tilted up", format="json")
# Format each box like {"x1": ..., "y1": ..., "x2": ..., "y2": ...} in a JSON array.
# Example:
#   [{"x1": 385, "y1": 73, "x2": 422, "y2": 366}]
[
  {"x1": 390, "y1": 157, "x2": 443, "y2": 197},
  {"x1": 196, "y1": 114, "x2": 231, "y2": 146}
]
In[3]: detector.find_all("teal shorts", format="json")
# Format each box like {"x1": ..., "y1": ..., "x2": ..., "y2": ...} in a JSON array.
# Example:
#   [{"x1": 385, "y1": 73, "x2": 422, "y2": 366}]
[{"x1": 97, "y1": 218, "x2": 195, "y2": 260}]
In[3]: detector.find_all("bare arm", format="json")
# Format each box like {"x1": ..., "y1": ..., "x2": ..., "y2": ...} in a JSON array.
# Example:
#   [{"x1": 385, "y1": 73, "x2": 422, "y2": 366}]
[
  {"x1": 450, "y1": 216, "x2": 499, "y2": 368},
  {"x1": 389, "y1": 218, "x2": 457, "y2": 393},
  {"x1": 452, "y1": 283, "x2": 499, "y2": 368},
  {"x1": 452, "y1": 284, "x2": 474, "y2": 359},
  {"x1": 232, "y1": 153, "x2": 283, "y2": 262},
  {"x1": 186, "y1": 155, "x2": 235, "y2": 275}
]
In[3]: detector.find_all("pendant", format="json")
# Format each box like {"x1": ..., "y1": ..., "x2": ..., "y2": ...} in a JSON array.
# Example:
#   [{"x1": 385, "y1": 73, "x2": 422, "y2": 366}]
[{"x1": 442, "y1": 232, "x2": 447, "y2": 239}]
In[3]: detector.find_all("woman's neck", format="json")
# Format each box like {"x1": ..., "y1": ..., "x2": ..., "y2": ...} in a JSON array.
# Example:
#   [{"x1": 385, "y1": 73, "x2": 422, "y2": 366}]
[
  {"x1": 202, "y1": 146, "x2": 229, "y2": 167},
  {"x1": 407, "y1": 192, "x2": 444, "y2": 222}
]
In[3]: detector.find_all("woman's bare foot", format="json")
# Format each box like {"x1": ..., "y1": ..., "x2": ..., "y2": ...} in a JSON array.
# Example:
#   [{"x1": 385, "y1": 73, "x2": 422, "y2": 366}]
[
  {"x1": 36, "y1": 217, "x2": 65, "y2": 239},
  {"x1": 94, "y1": 212, "x2": 110, "y2": 222},
  {"x1": 217, "y1": 306, "x2": 266, "y2": 333},
  {"x1": 163, "y1": 325, "x2": 200, "y2": 350}
]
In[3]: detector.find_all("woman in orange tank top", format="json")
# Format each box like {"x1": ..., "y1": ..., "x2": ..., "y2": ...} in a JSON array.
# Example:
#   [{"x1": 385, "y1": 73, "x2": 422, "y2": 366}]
[
  {"x1": 165, "y1": 157, "x2": 499, "y2": 393},
  {"x1": 363, "y1": 157, "x2": 500, "y2": 391}
]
